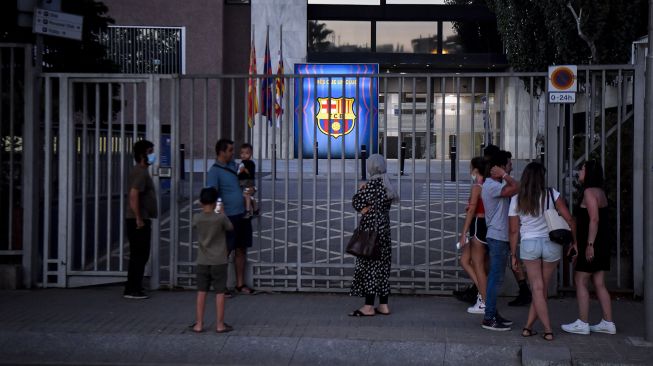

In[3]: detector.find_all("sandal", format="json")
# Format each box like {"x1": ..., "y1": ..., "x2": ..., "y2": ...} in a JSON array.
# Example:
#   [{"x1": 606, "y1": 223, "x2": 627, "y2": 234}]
[
  {"x1": 235, "y1": 285, "x2": 255, "y2": 295},
  {"x1": 374, "y1": 308, "x2": 391, "y2": 315},
  {"x1": 216, "y1": 323, "x2": 234, "y2": 334},
  {"x1": 188, "y1": 322, "x2": 204, "y2": 333},
  {"x1": 348, "y1": 309, "x2": 375, "y2": 317},
  {"x1": 521, "y1": 328, "x2": 538, "y2": 337},
  {"x1": 542, "y1": 332, "x2": 554, "y2": 341}
]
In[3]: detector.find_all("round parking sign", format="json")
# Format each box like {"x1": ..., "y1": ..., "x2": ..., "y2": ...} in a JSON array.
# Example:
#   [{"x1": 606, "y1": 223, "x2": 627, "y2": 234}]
[{"x1": 548, "y1": 65, "x2": 577, "y2": 92}]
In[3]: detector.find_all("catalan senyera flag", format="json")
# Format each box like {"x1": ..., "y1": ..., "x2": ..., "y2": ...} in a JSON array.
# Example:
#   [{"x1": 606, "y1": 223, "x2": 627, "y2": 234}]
[
  {"x1": 274, "y1": 38, "x2": 284, "y2": 128},
  {"x1": 247, "y1": 34, "x2": 258, "y2": 129},
  {"x1": 260, "y1": 28, "x2": 273, "y2": 126}
]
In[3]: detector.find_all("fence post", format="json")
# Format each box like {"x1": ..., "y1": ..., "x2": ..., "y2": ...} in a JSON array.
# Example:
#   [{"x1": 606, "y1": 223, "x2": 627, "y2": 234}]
[
  {"x1": 400, "y1": 142, "x2": 406, "y2": 176},
  {"x1": 361, "y1": 145, "x2": 367, "y2": 180},
  {"x1": 643, "y1": 0, "x2": 653, "y2": 342}
]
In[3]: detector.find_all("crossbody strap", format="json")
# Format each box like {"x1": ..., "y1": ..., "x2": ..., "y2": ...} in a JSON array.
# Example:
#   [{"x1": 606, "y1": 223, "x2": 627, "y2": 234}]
[{"x1": 213, "y1": 163, "x2": 238, "y2": 177}]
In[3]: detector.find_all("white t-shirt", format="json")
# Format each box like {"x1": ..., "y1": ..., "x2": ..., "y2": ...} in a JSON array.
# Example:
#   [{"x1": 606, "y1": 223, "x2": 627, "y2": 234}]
[{"x1": 508, "y1": 189, "x2": 561, "y2": 240}]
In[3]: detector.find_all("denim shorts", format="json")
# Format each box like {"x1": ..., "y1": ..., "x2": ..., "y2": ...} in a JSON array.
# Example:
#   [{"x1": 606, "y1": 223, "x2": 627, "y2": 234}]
[{"x1": 519, "y1": 237, "x2": 562, "y2": 262}]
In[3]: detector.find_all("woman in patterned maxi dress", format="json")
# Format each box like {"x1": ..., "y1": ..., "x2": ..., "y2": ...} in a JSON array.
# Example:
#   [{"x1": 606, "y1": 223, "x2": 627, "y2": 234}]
[{"x1": 349, "y1": 154, "x2": 398, "y2": 317}]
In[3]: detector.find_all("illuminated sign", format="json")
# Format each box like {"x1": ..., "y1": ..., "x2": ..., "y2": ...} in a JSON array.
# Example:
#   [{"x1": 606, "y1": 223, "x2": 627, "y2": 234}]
[{"x1": 294, "y1": 64, "x2": 378, "y2": 158}]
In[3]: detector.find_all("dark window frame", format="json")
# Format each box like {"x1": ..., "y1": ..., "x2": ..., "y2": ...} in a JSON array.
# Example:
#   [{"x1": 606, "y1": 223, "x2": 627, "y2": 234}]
[{"x1": 307, "y1": 3, "x2": 507, "y2": 70}]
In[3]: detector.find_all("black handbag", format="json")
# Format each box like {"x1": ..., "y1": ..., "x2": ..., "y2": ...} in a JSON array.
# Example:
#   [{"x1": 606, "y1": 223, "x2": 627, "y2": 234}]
[{"x1": 346, "y1": 227, "x2": 380, "y2": 259}]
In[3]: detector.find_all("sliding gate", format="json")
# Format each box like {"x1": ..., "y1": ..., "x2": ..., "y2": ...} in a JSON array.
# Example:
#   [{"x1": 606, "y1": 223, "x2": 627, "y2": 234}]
[{"x1": 39, "y1": 66, "x2": 642, "y2": 295}]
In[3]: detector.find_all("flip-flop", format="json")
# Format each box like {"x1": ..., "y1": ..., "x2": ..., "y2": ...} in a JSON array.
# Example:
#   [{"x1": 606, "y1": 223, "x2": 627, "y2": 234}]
[
  {"x1": 521, "y1": 328, "x2": 538, "y2": 337},
  {"x1": 188, "y1": 323, "x2": 204, "y2": 333},
  {"x1": 374, "y1": 308, "x2": 391, "y2": 315},
  {"x1": 348, "y1": 309, "x2": 375, "y2": 317},
  {"x1": 216, "y1": 324, "x2": 234, "y2": 334}
]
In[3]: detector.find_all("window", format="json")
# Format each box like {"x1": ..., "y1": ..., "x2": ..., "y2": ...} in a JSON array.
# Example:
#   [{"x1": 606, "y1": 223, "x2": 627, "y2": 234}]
[
  {"x1": 386, "y1": 0, "x2": 447, "y2": 3},
  {"x1": 308, "y1": 21, "x2": 371, "y2": 52},
  {"x1": 99, "y1": 26, "x2": 185, "y2": 74},
  {"x1": 376, "y1": 22, "x2": 438, "y2": 53},
  {"x1": 442, "y1": 21, "x2": 502, "y2": 54},
  {"x1": 308, "y1": 0, "x2": 380, "y2": 4}
]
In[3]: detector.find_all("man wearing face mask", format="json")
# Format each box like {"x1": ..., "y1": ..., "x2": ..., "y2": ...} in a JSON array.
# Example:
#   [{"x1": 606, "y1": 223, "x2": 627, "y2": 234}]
[{"x1": 124, "y1": 139, "x2": 158, "y2": 299}]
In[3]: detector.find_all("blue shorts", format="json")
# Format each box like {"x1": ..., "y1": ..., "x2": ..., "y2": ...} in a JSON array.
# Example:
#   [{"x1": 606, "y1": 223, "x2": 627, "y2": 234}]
[{"x1": 520, "y1": 237, "x2": 562, "y2": 262}]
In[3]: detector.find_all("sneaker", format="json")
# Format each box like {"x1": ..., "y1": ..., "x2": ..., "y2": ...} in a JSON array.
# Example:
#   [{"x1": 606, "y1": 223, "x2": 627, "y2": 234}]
[
  {"x1": 482, "y1": 317, "x2": 511, "y2": 331},
  {"x1": 589, "y1": 319, "x2": 616, "y2": 335},
  {"x1": 123, "y1": 291, "x2": 149, "y2": 300},
  {"x1": 561, "y1": 319, "x2": 590, "y2": 335},
  {"x1": 467, "y1": 294, "x2": 486, "y2": 314},
  {"x1": 495, "y1": 313, "x2": 513, "y2": 326}
]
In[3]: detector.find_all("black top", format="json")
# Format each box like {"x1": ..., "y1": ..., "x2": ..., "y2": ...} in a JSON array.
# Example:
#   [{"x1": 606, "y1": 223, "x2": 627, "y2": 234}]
[{"x1": 238, "y1": 160, "x2": 256, "y2": 181}]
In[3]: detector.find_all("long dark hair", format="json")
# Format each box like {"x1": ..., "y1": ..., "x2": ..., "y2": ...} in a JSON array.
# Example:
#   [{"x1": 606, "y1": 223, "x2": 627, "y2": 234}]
[
  {"x1": 471, "y1": 157, "x2": 486, "y2": 179},
  {"x1": 581, "y1": 159, "x2": 604, "y2": 189},
  {"x1": 517, "y1": 162, "x2": 547, "y2": 216}
]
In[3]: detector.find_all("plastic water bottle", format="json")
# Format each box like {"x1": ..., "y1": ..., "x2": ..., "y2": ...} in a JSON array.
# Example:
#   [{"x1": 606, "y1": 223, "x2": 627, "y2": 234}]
[
  {"x1": 456, "y1": 236, "x2": 469, "y2": 250},
  {"x1": 215, "y1": 197, "x2": 223, "y2": 214}
]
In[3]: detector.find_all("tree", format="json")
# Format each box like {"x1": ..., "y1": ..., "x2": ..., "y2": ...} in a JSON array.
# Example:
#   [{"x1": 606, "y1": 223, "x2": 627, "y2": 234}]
[
  {"x1": 308, "y1": 21, "x2": 333, "y2": 53},
  {"x1": 0, "y1": 0, "x2": 116, "y2": 72},
  {"x1": 485, "y1": 0, "x2": 647, "y2": 71}
]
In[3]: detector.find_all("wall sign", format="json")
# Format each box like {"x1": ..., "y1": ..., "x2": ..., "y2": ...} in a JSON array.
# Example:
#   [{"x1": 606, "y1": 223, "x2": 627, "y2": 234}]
[{"x1": 294, "y1": 64, "x2": 378, "y2": 158}]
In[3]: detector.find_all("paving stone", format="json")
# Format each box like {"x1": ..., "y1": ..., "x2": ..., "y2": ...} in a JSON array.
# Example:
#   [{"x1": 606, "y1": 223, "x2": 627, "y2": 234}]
[
  {"x1": 290, "y1": 337, "x2": 372, "y2": 365},
  {"x1": 522, "y1": 344, "x2": 571, "y2": 366},
  {"x1": 444, "y1": 342, "x2": 521, "y2": 366},
  {"x1": 367, "y1": 340, "x2": 446, "y2": 366},
  {"x1": 217, "y1": 336, "x2": 298, "y2": 365}
]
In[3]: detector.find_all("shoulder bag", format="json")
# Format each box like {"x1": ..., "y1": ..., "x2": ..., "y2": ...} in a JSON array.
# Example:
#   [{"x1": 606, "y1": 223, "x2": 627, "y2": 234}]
[
  {"x1": 346, "y1": 210, "x2": 380, "y2": 260},
  {"x1": 544, "y1": 188, "x2": 572, "y2": 246}
]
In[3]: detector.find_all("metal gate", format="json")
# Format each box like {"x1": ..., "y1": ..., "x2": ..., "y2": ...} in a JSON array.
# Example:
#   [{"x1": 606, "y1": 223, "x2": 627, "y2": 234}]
[{"x1": 37, "y1": 65, "x2": 643, "y2": 295}]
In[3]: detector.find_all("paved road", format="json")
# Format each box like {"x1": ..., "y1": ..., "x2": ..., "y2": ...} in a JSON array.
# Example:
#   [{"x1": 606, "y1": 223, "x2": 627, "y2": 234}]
[{"x1": 0, "y1": 288, "x2": 651, "y2": 365}]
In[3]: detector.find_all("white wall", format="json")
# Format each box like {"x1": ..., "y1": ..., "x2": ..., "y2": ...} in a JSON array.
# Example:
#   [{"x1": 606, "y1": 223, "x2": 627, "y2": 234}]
[{"x1": 251, "y1": 0, "x2": 307, "y2": 159}]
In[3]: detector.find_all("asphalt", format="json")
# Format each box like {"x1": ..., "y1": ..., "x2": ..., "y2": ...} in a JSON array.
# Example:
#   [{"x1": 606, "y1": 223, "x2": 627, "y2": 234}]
[{"x1": 0, "y1": 287, "x2": 652, "y2": 365}]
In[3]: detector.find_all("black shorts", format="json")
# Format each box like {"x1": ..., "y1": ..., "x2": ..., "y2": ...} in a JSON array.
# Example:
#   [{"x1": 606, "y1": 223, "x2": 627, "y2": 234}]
[
  {"x1": 227, "y1": 213, "x2": 253, "y2": 251},
  {"x1": 469, "y1": 217, "x2": 487, "y2": 244},
  {"x1": 196, "y1": 264, "x2": 228, "y2": 293}
]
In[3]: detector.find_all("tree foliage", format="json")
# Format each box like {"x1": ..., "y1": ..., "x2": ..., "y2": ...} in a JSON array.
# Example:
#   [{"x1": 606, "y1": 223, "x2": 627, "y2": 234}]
[
  {"x1": 484, "y1": 0, "x2": 647, "y2": 71},
  {"x1": 0, "y1": 0, "x2": 115, "y2": 72},
  {"x1": 308, "y1": 21, "x2": 333, "y2": 52}
]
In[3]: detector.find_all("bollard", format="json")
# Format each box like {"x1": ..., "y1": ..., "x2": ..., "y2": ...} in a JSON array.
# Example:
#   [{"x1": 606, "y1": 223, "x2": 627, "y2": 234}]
[
  {"x1": 179, "y1": 144, "x2": 185, "y2": 180},
  {"x1": 449, "y1": 135, "x2": 457, "y2": 182},
  {"x1": 400, "y1": 142, "x2": 406, "y2": 176},
  {"x1": 361, "y1": 145, "x2": 367, "y2": 180}
]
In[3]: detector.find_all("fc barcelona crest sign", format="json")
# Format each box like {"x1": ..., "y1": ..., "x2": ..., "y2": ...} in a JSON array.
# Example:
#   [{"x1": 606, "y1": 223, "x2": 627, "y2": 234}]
[
  {"x1": 294, "y1": 64, "x2": 378, "y2": 159},
  {"x1": 316, "y1": 97, "x2": 356, "y2": 138}
]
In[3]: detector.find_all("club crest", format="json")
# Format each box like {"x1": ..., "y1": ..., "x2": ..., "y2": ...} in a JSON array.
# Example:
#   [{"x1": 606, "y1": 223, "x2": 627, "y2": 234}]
[{"x1": 315, "y1": 97, "x2": 356, "y2": 138}]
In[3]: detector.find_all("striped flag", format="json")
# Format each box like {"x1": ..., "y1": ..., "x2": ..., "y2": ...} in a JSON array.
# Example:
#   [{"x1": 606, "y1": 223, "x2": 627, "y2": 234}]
[
  {"x1": 274, "y1": 28, "x2": 284, "y2": 128},
  {"x1": 247, "y1": 31, "x2": 258, "y2": 128},
  {"x1": 260, "y1": 27, "x2": 273, "y2": 126}
]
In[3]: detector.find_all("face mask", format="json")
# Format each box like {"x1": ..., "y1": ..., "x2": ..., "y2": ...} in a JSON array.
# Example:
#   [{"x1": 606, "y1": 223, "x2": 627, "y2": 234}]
[
  {"x1": 471, "y1": 174, "x2": 478, "y2": 184},
  {"x1": 147, "y1": 153, "x2": 157, "y2": 165}
]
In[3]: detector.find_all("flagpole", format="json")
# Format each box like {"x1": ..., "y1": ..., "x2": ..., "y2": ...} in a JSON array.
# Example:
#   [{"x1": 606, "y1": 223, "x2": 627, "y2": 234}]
[
  {"x1": 265, "y1": 25, "x2": 269, "y2": 159},
  {"x1": 279, "y1": 24, "x2": 283, "y2": 156}
]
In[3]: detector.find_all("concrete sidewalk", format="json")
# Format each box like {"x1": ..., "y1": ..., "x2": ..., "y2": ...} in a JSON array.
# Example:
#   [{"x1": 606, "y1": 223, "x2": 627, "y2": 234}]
[{"x1": 0, "y1": 287, "x2": 651, "y2": 365}]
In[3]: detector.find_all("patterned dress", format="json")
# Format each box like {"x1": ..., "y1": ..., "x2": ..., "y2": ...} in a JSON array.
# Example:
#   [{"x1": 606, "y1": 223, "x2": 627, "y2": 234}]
[{"x1": 350, "y1": 178, "x2": 393, "y2": 297}]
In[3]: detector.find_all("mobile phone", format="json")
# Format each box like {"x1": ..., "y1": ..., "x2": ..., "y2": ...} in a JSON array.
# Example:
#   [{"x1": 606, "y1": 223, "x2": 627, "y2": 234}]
[{"x1": 568, "y1": 247, "x2": 577, "y2": 262}]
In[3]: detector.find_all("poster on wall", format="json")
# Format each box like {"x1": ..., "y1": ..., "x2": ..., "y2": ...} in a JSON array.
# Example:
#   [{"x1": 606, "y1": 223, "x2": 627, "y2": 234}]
[{"x1": 293, "y1": 64, "x2": 378, "y2": 159}]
